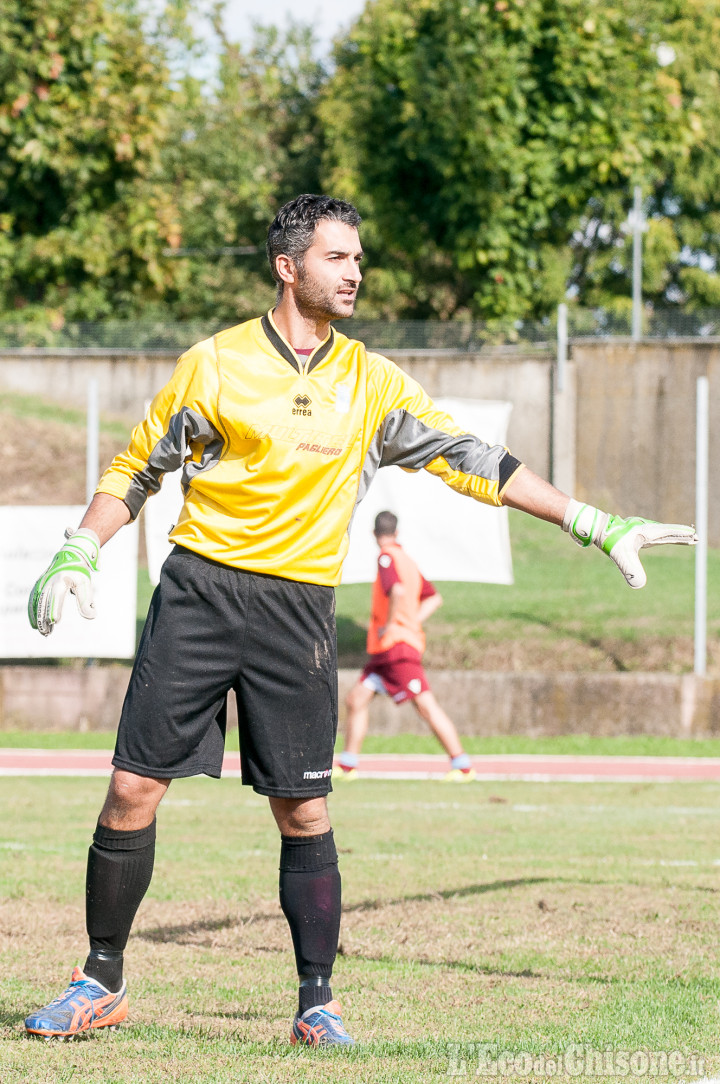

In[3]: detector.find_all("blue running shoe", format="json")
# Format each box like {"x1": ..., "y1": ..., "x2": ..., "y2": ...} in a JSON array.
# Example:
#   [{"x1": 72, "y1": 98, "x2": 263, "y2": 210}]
[
  {"x1": 25, "y1": 967, "x2": 128, "y2": 1039},
  {"x1": 290, "y1": 999, "x2": 354, "y2": 1047}
]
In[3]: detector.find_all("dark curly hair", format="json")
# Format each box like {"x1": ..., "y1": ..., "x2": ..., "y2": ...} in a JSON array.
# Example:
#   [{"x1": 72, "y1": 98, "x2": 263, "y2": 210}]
[{"x1": 266, "y1": 194, "x2": 362, "y2": 297}]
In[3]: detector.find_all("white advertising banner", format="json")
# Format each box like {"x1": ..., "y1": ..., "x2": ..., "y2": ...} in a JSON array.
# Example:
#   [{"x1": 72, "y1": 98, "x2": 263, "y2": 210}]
[
  {"x1": 341, "y1": 398, "x2": 514, "y2": 584},
  {"x1": 0, "y1": 507, "x2": 139, "y2": 658},
  {"x1": 144, "y1": 471, "x2": 184, "y2": 587},
  {"x1": 143, "y1": 397, "x2": 514, "y2": 588}
]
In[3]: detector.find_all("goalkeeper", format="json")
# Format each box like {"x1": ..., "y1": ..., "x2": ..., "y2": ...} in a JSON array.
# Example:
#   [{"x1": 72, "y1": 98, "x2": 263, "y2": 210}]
[{"x1": 24, "y1": 193, "x2": 696, "y2": 1049}]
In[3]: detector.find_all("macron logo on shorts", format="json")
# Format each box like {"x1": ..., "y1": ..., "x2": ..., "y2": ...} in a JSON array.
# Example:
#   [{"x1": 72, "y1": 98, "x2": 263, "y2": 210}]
[{"x1": 303, "y1": 768, "x2": 333, "y2": 780}]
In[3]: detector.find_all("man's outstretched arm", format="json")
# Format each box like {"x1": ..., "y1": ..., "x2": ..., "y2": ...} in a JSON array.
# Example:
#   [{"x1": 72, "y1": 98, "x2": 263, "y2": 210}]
[
  {"x1": 500, "y1": 466, "x2": 568, "y2": 525},
  {"x1": 501, "y1": 467, "x2": 697, "y2": 590}
]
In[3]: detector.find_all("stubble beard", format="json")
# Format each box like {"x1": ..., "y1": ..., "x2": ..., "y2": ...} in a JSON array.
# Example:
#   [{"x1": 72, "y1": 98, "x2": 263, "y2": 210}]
[{"x1": 294, "y1": 267, "x2": 356, "y2": 322}]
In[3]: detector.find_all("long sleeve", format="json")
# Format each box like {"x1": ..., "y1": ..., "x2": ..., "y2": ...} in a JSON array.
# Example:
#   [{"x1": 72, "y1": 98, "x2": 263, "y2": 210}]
[
  {"x1": 359, "y1": 353, "x2": 524, "y2": 509},
  {"x1": 96, "y1": 341, "x2": 225, "y2": 520}
]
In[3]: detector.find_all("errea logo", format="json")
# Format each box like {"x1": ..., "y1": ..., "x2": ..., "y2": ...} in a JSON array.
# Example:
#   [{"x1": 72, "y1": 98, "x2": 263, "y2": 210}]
[{"x1": 293, "y1": 394, "x2": 312, "y2": 416}]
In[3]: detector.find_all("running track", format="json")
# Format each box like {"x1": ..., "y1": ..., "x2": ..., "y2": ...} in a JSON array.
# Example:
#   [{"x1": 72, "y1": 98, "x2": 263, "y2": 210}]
[{"x1": 2, "y1": 749, "x2": 720, "y2": 782}]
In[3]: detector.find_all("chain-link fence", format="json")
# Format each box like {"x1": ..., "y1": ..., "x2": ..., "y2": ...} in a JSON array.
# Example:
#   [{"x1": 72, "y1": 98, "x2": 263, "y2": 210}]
[
  {"x1": 0, "y1": 318, "x2": 552, "y2": 352},
  {"x1": 0, "y1": 321, "x2": 214, "y2": 351},
  {"x1": 567, "y1": 307, "x2": 720, "y2": 339},
  {"x1": 0, "y1": 308, "x2": 719, "y2": 352}
]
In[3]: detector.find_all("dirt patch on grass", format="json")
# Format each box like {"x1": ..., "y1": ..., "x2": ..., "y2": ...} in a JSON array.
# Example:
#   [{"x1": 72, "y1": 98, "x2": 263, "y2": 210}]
[{"x1": 337, "y1": 879, "x2": 713, "y2": 980}]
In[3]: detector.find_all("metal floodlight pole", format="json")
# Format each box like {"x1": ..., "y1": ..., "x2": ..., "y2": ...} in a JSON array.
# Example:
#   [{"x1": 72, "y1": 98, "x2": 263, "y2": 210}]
[
  {"x1": 631, "y1": 185, "x2": 643, "y2": 341},
  {"x1": 557, "y1": 302, "x2": 568, "y2": 394},
  {"x1": 86, "y1": 378, "x2": 100, "y2": 507},
  {"x1": 694, "y1": 375, "x2": 709, "y2": 677}
]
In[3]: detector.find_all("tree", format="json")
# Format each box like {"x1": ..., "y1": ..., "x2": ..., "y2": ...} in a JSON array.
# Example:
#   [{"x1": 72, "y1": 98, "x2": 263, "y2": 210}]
[
  {"x1": 319, "y1": 0, "x2": 720, "y2": 323},
  {"x1": 0, "y1": 0, "x2": 186, "y2": 324}
]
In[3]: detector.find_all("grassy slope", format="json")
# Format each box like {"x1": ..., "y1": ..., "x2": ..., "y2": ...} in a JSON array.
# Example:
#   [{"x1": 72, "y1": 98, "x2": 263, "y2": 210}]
[
  {"x1": 0, "y1": 776, "x2": 718, "y2": 1082},
  {"x1": 336, "y1": 510, "x2": 718, "y2": 672}
]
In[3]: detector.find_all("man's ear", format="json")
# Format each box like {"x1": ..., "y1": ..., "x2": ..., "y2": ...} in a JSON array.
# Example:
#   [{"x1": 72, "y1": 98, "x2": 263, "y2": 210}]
[{"x1": 275, "y1": 254, "x2": 297, "y2": 287}]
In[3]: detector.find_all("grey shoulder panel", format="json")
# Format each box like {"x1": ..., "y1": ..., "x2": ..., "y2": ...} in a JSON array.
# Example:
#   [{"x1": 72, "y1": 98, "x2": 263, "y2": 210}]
[
  {"x1": 124, "y1": 407, "x2": 224, "y2": 519},
  {"x1": 378, "y1": 408, "x2": 508, "y2": 475},
  {"x1": 353, "y1": 408, "x2": 512, "y2": 515}
]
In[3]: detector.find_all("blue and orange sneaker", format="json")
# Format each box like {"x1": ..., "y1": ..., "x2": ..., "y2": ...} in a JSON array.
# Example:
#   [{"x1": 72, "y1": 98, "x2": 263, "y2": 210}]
[
  {"x1": 290, "y1": 999, "x2": 354, "y2": 1047},
  {"x1": 25, "y1": 967, "x2": 128, "y2": 1039}
]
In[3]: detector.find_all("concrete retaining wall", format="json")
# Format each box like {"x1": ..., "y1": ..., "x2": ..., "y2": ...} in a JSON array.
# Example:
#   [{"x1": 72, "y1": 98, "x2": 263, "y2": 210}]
[
  {"x1": 2, "y1": 666, "x2": 718, "y2": 739},
  {"x1": 0, "y1": 349, "x2": 178, "y2": 419},
  {"x1": 338, "y1": 670, "x2": 720, "y2": 739},
  {"x1": 572, "y1": 338, "x2": 720, "y2": 540},
  {"x1": 0, "y1": 666, "x2": 131, "y2": 733}
]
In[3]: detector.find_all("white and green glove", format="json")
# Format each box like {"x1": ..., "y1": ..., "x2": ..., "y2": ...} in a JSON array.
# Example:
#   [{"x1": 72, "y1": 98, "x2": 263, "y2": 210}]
[
  {"x1": 28, "y1": 528, "x2": 100, "y2": 636},
  {"x1": 562, "y1": 499, "x2": 697, "y2": 589}
]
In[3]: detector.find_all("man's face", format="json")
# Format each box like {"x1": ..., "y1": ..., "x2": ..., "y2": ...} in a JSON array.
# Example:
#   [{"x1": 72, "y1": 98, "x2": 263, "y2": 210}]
[{"x1": 292, "y1": 219, "x2": 363, "y2": 321}]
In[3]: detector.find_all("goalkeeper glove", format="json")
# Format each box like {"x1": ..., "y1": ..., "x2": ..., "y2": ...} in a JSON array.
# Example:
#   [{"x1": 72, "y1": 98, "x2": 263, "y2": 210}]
[
  {"x1": 562, "y1": 499, "x2": 697, "y2": 589},
  {"x1": 28, "y1": 528, "x2": 100, "y2": 636}
]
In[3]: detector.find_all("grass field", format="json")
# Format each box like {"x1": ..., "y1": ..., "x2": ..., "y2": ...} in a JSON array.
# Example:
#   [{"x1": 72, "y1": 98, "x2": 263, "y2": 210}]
[
  {"x1": 1, "y1": 776, "x2": 718, "y2": 1083},
  {"x1": 2, "y1": 392, "x2": 719, "y2": 1080}
]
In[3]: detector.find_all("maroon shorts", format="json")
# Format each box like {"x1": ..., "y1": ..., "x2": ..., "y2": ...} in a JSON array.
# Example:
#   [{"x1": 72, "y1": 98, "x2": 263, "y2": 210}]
[{"x1": 360, "y1": 645, "x2": 431, "y2": 704}]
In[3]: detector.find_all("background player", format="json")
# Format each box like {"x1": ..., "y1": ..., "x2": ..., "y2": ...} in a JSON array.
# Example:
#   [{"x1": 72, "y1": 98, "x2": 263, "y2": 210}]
[{"x1": 338, "y1": 510, "x2": 475, "y2": 781}]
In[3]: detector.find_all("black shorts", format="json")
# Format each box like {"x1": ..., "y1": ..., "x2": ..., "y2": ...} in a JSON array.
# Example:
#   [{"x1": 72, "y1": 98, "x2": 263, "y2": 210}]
[{"x1": 112, "y1": 547, "x2": 338, "y2": 798}]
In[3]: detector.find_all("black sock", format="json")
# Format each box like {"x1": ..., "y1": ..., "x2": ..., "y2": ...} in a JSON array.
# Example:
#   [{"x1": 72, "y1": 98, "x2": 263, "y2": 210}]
[
  {"x1": 298, "y1": 975, "x2": 334, "y2": 1015},
  {"x1": 84, "y1": 820, "x2": 156, "y2": 992},
  {"x1": 278, "y1": 830, "x2": 341, "y2": 1015}
]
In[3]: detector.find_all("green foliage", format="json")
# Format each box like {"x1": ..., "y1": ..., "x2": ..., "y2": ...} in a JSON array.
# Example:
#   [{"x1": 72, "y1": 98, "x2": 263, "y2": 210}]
[
  {"x1": 0, "y1": 2, "x2": 327, "y2": 326},
  {"x1": 2, "y1": 0, "x2": 720, "y2": 325},
  {"x1": 0, "y1": 0, "x2": 185, "y2": 322},
  {"x1": 320, "y1": 0, "x2": 720, "y2": 321}
]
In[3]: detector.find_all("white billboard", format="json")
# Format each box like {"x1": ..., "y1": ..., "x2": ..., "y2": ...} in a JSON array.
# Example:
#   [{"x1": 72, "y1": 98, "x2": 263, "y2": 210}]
[
  {"x1": 144, "y1": 471, "x2": 184, "y2": 587},
  {"x1": 0, "y1": 507, "x2": 139, "y2": 658}
]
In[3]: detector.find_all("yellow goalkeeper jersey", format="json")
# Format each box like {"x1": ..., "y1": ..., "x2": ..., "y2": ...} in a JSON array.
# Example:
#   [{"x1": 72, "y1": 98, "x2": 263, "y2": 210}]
[{"x1": 97, "y1": 311, "x2": 524, "y2": 586}]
